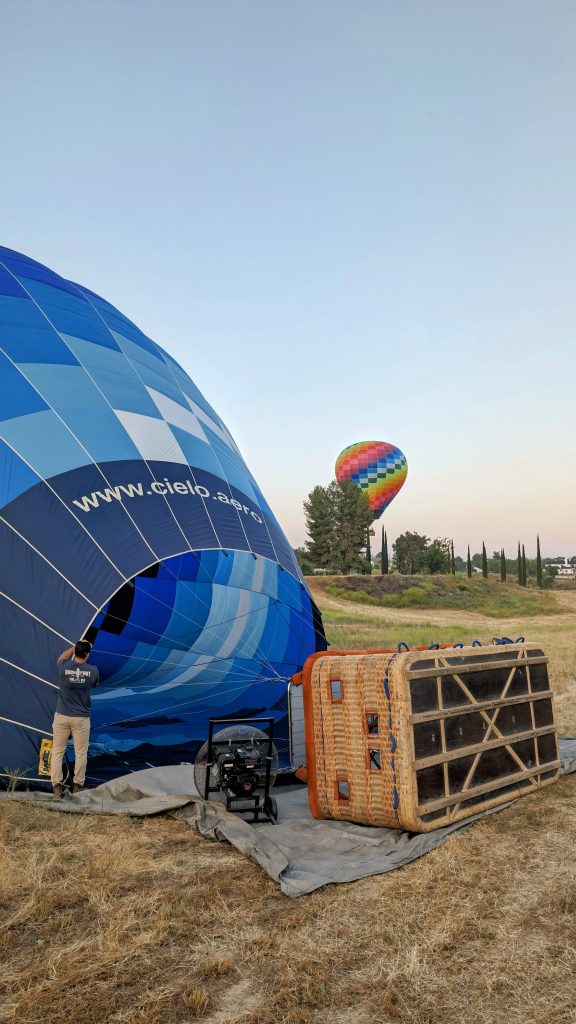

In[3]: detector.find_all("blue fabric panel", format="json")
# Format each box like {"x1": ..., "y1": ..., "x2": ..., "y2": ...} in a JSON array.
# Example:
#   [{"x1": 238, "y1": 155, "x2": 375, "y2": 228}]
[
  {"x1": 84, "y1": 292, "x2": 163, "y2": 356},
  {"x1": 0, "y1": 594, "x2": 70, "y2": 679},
  {"x1": 203, "y1": 428, "x2": 257, "y2": 497},
  {"x1": 170, "y1": 580, "x2": 213, "y2": 634},
  {"x1": 0, "y1": 664, "x2": 55, "y2": 735},
  {"x1": 260, "y1": 557, "x2": 279, "y2": 601},
  {"x1": 230, "y1": 604, "x2": 268, "y2": 661},
  {"x1": 114, "y1": 333, "x2": 188, "y2": 394},
  {"x1": 62, "y1": 336, "x2": 164, "y2": 417},
  {"x1": 20, "y1": 279, "x2": 119, "y2": 350},
  {"x1": 0, "y1": 354, "x2": 49, "y2": 421},
  {"x1": 208, "y1": 550, "x2": 235, "y2": 588},
  {"x1": 193, "y1": 585, "x2": 241, "y2": 657},
  {"x1": 0, "y1": 440, "x2": 42, "y2": 509},
  {"x1": 119, "y1": 588, "x2": 182, "y2": 648},
  {"x1": 22, "y1": 363, "x2": 142, "y2": 463},
  {"x1": 110, "y1": 327, "x2": 164, "y2": 362},
  {"x1": 0, "y1": 409, "x2": 91, "y2": 478},
  {"x1": 0, "y1": 263, "x2": 29, "y2": 298},
  {"x1": 0, "y1": 725, "x2": 44, "y2": 783},
  {"x1": 236, "y1": 496, "x2": 277, "y2": 563},
  {"x1": 0, "y1": 296, "x2": 80, "y2": 365},
  {"x1": 53, "y1": 460, "x2": 196, "y2": 568},
  {"x1": 0, "y1": 519, "x2": 94, "y2": 635},
  {"x1": 0, "y1": 248, "x2": 79, "y2": 295},
  {"x1": 170, "y1": 426, "x2": 226, "y2": 480},
  {"x1": 268, "y1": 517, "x2": 302, "y2": 576},
  {"x1": 144, "y1": 461, "x2": 220, "y2": 552},
  {"x1": 193, "y1": 551, "x2": 223, "y2": 584},
  {"x1": 141, "y1": 368, "x2": 191, "y2": 409},
  {"x1": 89, "y1": 631, "x2": 140, "y2": 678},
  {"x1": 162, "y1": 353, "x2": 223, "y2": 422},
  {"x1": 186, "y1": 472, "x2": 249, "y2": 553},
  {"x1": 0, "y1": 476, "x2": 125, "y2": 606}
]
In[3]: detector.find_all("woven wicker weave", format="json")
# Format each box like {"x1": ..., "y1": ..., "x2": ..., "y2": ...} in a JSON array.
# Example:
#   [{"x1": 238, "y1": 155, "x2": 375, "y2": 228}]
[{"x1": 300, "y1": 644, "x2": 559, "y2": 832}]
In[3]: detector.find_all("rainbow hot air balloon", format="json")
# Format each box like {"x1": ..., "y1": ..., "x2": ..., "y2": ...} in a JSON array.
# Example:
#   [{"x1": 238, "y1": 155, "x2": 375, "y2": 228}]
[{"x1": 335, "y1": 441, "x2": 408, "y2": 519}]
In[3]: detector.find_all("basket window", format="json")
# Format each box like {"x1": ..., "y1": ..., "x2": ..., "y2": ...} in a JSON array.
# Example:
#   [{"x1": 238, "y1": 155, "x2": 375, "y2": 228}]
[
  {"x1": 330, "y1": 679, "x2": 343, "y2": 701},
  {"x1": 369, "y1": 749, "x2": 381, "y2": 771},
  {"x1": 366, "y1": 713, "x2": 379, "y2": 735},
  {"x1": 336, "y1": 779, "x2": 349, "y2": 801}
]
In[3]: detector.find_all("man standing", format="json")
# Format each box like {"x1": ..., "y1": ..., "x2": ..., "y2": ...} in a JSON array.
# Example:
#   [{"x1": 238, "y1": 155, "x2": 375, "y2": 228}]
[{"x1": 51, "y1": 640, "x2": 99, "y2": 798}]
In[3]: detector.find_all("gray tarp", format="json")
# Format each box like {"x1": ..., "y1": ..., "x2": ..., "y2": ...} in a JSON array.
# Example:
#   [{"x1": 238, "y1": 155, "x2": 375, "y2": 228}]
[{"x1": 2, "y1": 738, "x2": 576, "y2": 898}]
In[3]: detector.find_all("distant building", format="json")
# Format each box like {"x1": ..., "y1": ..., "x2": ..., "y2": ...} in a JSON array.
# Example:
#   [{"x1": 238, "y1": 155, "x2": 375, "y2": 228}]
[{"x1": 547, "y1": 559, "x2": 575, "y2": 578}]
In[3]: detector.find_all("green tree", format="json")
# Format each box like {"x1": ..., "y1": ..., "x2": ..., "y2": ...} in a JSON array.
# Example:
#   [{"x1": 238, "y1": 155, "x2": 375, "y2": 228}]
[
  {"x1": 418, "y1": 539, "x2": 451, "y2": 574},
  {"x1": 304, "y1": 485, "x2": 335, "y2": 570},
  {"x1": 482, "y1": 542, "x2": 488, "y2": 578},
  {"x1": 467, "y1": 545, "x2": 472, "y2": 578},
  {"x1": 450, "y1": 540, "x2": 455, "y2": 575},
  {"x1": 536, "y1": 535, "x2": 543, "y2": 589},
  {"x1": 330, "y1": 479, "x2": 373, "y2": 575},
  {"x1": 305, "y1": 480, "x2": 372, "y2": 574},
  {"x1": 522, "y1": 544, "x2": 527, "y2": 586},
  {"x1": 517, "y1": 542, "x2": 522, "y2": 585},
  {"x1": 293, "y1": 546, "x2": 313, "y2": 575},
  {"x1": 500, "y1": 548, "x2": 506, "y2": 582},
  {"x1": 381, "y1": 528, "x2": 389, "y2": 575},
  {"x1": 393, "y1": 532, "x2": 429, "y2": 574}
]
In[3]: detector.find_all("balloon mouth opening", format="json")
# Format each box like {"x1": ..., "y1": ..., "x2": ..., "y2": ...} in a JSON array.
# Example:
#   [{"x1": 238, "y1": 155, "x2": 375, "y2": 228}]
[{"x1": 83, "y1": 553, "x2": 212, "y2": 688}]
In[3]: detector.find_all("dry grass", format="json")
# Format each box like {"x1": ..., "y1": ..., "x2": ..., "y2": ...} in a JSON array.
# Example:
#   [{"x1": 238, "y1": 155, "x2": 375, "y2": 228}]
[{"x1": 1, "y1": 586, "x2": 576, "y2": 1024}]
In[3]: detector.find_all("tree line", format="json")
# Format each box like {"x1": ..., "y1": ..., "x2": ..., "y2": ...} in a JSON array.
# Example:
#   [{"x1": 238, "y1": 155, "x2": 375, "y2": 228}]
[{"x1": 297, "y1": 480, "x2": 556, "y2": 588}]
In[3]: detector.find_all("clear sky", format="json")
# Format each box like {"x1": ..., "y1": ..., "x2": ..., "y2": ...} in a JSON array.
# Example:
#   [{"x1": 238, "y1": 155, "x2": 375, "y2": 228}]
[{"x1": 1, "y1": 1, "x2": 574, "y2": 558}]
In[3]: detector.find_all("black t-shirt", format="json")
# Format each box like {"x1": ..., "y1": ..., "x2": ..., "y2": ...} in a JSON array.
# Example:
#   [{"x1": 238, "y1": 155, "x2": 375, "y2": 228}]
[{"x1": 56, "y1": 658, "x2": 100, "y2": 717}]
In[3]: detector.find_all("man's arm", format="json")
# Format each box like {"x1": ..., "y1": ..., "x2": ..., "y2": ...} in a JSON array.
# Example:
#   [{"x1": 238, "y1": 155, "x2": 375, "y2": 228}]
[{"x1": 58, "y1": 645, "x2": 75, "y2": 662}]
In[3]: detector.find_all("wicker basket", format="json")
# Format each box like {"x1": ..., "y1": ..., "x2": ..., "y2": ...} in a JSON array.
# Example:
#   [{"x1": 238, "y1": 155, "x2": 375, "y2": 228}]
[{"x1": 299, "y1": 644, "x2": 559, "y2": 832}]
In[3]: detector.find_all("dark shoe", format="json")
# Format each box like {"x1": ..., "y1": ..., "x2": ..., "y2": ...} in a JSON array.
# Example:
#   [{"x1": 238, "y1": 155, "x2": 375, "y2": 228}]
[
  {"x1": 53, "y1": 784, "x2": 63, "y2": 800},
  {"x1": 72, "y1": 784, "x2": 83, "y2": 794}
]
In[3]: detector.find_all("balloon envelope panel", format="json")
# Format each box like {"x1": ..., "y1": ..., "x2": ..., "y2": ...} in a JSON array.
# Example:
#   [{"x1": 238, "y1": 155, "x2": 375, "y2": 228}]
[
  {"x1": 0, "y1": 248, "x2": 326, "y2": 785},
  {"x1": 335, "y1": 440, "x2": 408, "y2": 519}
]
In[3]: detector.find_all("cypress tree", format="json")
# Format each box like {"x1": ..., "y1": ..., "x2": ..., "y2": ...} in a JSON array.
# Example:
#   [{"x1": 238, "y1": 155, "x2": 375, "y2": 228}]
[
  {"x1": 381, "y1": 529, "x2": 389, "y2": 575},
  {"x1": 500, "y1": 548, "x2": 506, "y2": 582},
  {"x1": 536, "y1": 535, "x2": 543, "y2": 589},
  {"x1": 366, "y1": 528, "x2": 372, "y2": 575},
  {"x1": 482, "y1": 542, "x2": 488, "y2": 579},
  {"x1": 517, "y1": 542, "x2": 522, "y2": 585},
  {"x1": 522, "y1": 544, "x2": 527, "y2": 586},
  {"x1": 467, "y1": 545, "x2": 472, "y2": 578},
  {"x1": 451, "y1": 540, "x2": 455, "y2": 575}
]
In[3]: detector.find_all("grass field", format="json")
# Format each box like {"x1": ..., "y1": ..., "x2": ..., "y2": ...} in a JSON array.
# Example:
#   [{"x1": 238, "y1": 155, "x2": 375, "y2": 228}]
[
  {"x1": 316, "y1": 572, "x2": 562, "y2": 618},
  {"x1": 1, "y1": 580, "x2": 575, "y2": 1024}
]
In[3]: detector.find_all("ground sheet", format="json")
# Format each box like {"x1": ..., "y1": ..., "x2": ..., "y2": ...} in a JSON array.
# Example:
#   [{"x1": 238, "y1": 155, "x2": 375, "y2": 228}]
[{"x1": 2, "y1": 739, "x2": 575, "y2": 897}]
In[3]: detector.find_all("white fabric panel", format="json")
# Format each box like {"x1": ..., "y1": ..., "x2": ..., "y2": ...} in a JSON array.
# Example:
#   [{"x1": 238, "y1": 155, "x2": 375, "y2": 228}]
[
  {"x1": 146, "y1": 387, "x2": 208, "y2": 442},
  {"x1": 114, "y1": 411, "x2": 188, "y2": 465}
]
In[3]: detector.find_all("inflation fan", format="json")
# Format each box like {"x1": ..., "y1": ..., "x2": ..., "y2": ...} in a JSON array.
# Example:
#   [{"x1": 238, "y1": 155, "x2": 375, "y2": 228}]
[{"x1": 193, "y1": 718, "x2": 279, "y2": 823}]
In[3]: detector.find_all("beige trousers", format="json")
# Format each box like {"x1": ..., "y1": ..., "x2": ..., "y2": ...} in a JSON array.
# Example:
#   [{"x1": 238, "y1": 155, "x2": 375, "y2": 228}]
[{"x1": 51, "y1": 713, "x2": 91, "y2": 786}]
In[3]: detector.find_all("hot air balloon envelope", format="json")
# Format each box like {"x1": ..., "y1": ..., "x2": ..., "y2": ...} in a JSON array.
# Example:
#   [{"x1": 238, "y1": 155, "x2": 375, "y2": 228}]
[
  {"x1": 335, "y1": 440, "x2": 407, "y2": 519},
  {"x1": 0, "y1": 247, "x2": 326, "y2": 786}
]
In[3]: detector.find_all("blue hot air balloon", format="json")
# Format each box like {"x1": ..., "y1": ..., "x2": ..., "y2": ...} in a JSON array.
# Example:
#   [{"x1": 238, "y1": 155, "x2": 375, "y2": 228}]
[{"x1": 0, "y1": 247, "x2": 326, "y2": 786}]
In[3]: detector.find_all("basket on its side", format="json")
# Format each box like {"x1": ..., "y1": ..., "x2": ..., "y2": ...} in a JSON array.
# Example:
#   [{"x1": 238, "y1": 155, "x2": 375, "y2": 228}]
[{"x1": 300, "y1": 643, "x2": 559, "y2": 832}]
